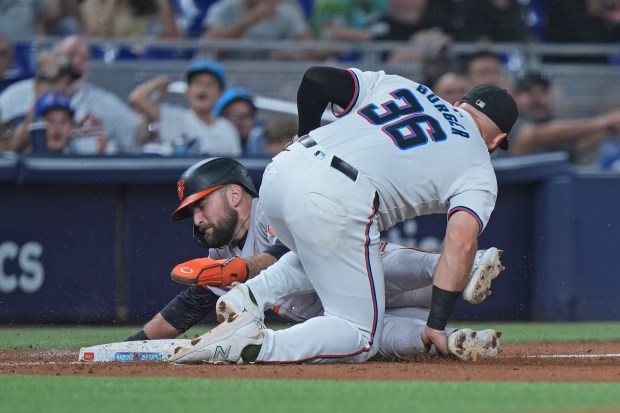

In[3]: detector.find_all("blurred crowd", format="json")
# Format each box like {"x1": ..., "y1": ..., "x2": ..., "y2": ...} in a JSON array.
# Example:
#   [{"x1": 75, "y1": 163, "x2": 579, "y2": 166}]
[
  {"x1": 0, "y1": 1, "x2": 618, "y2": 46},
  {"x1": 1, "y1": 0, "x2": 620, "y2": 168}
]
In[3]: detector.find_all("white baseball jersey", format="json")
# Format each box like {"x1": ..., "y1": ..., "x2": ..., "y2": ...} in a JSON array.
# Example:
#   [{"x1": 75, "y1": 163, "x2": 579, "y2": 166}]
[
  {"x1": 310, "y1": 68, "x2": 497, "y2": 233},
  {"x1": 159, "y1": 104, "x2": 242, "y2": 157},
  {"x1": 247, "y1": 68, "x2": 499, "y2": 363}
]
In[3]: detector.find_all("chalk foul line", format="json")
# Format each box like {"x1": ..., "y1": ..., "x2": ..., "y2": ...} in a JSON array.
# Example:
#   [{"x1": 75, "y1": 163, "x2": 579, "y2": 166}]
[{"x1": 526, "y1": 353, "x2": 620, "y2": 359}]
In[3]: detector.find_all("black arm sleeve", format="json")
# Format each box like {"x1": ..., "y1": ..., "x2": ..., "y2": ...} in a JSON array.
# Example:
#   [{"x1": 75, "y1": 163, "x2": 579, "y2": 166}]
[
  {"x1": 159, "y1": 285, "x2": 219, "y2": 333},
  {"x1": 297, "y1": 66, "x2": 357, "y2": 136}
]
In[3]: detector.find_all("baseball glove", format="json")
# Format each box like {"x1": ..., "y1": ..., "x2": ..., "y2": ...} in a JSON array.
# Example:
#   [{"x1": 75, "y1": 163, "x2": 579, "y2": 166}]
[{"x1": 171, "y1": 257, "x2": 248, "y2": 287}]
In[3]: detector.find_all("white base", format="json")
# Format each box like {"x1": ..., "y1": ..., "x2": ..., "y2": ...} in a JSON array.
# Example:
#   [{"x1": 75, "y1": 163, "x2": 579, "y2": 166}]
[{"x1": 78, "y1": 339, "x2": 192, "y2": 362}]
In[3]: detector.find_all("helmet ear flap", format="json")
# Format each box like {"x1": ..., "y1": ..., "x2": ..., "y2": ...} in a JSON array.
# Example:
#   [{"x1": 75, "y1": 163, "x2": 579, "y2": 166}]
[{"x1": 193, "y1": 225, "x2": 211, "y2": 248}]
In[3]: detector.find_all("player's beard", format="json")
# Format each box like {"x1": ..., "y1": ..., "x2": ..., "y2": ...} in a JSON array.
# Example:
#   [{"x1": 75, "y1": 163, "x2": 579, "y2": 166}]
[{"x1": 200, "y1": 203, "x2": 239, "y2": 248}]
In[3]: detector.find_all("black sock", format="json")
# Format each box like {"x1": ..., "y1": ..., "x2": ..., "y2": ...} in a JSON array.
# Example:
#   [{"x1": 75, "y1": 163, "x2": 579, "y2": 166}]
[{"x1": 240, "y1": 344, "x2": 261, "y2": 362}]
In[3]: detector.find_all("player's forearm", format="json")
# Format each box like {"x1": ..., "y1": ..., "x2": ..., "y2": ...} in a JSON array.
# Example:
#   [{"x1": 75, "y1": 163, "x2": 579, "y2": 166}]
[
  {"x1": 433, "y1": 212, "x2": 479, "y2": 292},
  {"x1": 427, "y1": 221, "x2": 477, "y2": 331},
  {"x1": 433, "y1": 237, "x2": 476, "y2": 292},
  {"x1": 245, "y1": 252, "x2": 278, "y2": 278}
]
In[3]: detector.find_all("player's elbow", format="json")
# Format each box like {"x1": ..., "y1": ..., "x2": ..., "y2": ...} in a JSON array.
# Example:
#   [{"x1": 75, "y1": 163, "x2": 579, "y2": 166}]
[{"x1": 300, "y1": 66, "x2": 326, "y2": 90}]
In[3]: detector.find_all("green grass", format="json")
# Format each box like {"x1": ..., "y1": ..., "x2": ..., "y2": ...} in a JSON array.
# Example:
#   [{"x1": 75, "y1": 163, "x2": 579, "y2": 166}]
[
  {"x1": 1, "y1": 322, "x2": 620, "y2": 413},
  {"x1": 1, "y1": 376, "x2": 619, "y2": 413},
  {"x1": 0, "y1": 325, "x2": 213, "y2": 350},
  {"x1": 452, "y1": 321, "x2": 620, "y2": 343}
]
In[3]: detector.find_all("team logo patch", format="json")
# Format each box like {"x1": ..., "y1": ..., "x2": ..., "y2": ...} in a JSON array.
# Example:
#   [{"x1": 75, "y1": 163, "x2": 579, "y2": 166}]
[
  {"x1": 177, "y1": 179, "x2": 185, "y2": 200},
  {"x1": 268, "y1": 226, "x2": 275, "y2": 235},
  {"x1": 475, "y1": 99, "x2": 486, "y2": 108}
]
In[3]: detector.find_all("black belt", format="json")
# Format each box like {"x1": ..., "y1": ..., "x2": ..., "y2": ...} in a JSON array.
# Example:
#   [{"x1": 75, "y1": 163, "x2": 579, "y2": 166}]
[{"x1": 298, "y1": 135, "x2": 358, "y2": 182}]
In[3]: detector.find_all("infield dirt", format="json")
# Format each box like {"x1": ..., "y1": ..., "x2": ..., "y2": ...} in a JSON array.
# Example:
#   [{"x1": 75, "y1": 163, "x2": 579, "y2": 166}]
[{"x1": 1, "y1": 342, "x2": 619, "y2": 382}]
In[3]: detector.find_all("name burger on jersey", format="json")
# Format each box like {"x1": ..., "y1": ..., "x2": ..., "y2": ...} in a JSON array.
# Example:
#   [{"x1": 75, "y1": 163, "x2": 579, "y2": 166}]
[{"x1": 415, "y1": 84, "x2": 470, "y2": 139}]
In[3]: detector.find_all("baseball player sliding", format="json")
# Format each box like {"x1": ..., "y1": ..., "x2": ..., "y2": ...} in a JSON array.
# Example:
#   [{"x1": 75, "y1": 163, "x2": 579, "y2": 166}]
[
  {"x1": 168, "y1": 66, "x2": 518, "y2": 364},
  {"x1": 127, "y1": 157, "x2": 503, "y2": 360}
]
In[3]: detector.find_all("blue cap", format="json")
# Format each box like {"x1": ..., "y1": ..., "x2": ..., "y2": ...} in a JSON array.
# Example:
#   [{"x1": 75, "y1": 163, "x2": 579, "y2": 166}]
[
  {"x1": 35, "y1": 91, "x2": 74, "y2": 119},
  {"x1": 213, "y1": 87, "x2": 255, "y2": 117},
  {"x1": 185, "y1": 59, "x2": 226, "y2": 89}
]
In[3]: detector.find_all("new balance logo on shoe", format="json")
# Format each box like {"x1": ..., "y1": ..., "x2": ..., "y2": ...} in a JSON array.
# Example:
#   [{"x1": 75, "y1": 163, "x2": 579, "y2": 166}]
[
  {"x1": 214, "y1": 345, "x2": 231, "y2": 360},
  {"x1": 169, "y1": 311, "x2": 264, "y2": 364}
]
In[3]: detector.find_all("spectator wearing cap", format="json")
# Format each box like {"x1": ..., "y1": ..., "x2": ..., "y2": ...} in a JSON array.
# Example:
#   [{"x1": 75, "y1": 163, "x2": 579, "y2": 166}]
[
  {"x1": 3, "y1": 51, "x2": 80, "y2": 153},
  {"x1": 12, "y1": 90, "x2": 107, "y2": 155},
  {"x1": 212, "y1": 86, "x2": 269, "y2": 157},
  {"x1": 30, "y1": 91, "x2": 74, "y2": 154},
  {"x1": 0, "y1": 36, "x2": 143, "y2": 154},
  {"x1": 129, "y1": 59, "x2": 241, "y2": 157},
  {"x1": 509, "y1": 71, "x2": 620, "y2": 165},
  {"x1": 514, "y1": 72, "x2": 552, "y2": 124}
]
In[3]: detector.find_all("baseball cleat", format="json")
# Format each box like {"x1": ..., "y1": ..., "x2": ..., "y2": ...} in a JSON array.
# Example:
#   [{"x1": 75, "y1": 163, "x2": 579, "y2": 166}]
[
  {"x1": 169, "y1": 311, "x2": 265, "y2": 364},
  {"x1": 462, "y1": 247, "x2": 504, "y2": 304},
  {"x1": 448, "y1": 328, "x2": 501, "y2": 361},
  {"x1": 216, "y1": 282, "x2": 263, "y2": 323}
]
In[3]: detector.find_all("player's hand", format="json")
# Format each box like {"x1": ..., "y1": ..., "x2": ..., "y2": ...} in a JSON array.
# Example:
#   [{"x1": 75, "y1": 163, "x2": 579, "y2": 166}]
[
  {"x1": 421, "y1": 325, "x2": 449, "y2": 355},
  {"x1": 171, "y1": 257, "x2": 248, "y2": 287},
  {"x1": 283, "y1": 134, "x2": 299, "y2": 150}
]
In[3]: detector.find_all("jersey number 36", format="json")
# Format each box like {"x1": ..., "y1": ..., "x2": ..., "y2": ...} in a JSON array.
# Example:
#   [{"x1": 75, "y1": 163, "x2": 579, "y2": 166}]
[{"x1": 358, "y1": 89, "x2": 447, "y2": 150}]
